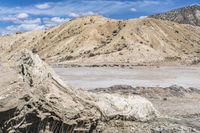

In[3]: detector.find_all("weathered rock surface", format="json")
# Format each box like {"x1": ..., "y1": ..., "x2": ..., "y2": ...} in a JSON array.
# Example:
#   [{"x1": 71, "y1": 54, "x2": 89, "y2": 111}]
[
  {"x1": 0, "y1": 50, "x2": 158, "y2": 132},
  {"x1": 91, "y1": 85, "x2": 200, "y2": 132},
  {"x1": 150, "y1": 5, "x2": 200, "y2": 26},
  {"x1": 1, "y1": 50, "x2": 200, "y2": 132}
]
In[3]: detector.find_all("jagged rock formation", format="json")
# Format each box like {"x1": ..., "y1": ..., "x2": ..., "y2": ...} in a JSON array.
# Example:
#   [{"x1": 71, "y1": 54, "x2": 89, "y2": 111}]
[
  {"x1": 150, "y1": 5, "x2": 200, "y2": 26},
  {"x1": 0, "y1": 16, "x2": 200, "y2": 66},
  {"x1": 0, "y1": 50, "x2": 158, "y2": 132}
]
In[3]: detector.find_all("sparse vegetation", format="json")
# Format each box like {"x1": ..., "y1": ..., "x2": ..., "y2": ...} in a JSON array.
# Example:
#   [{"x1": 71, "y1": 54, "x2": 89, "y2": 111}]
[
  {"x1": 32, "y1": 48, "x2": 38, "y2": 53},
  {"x1": 88, "y1": 53, "x2": 95, "y2": 57},
  {"x1": 0, "y1": 15, "x2": 199, "y2": 65},
  {"x1": 175, "y1": 30, "x2": 179, "y2": 33}
]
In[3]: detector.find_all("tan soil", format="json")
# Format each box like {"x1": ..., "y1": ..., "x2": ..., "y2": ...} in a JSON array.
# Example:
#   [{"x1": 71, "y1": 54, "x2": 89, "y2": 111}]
[{"x1": 0, "y1": 16, "x2": 200, "y2": 66}]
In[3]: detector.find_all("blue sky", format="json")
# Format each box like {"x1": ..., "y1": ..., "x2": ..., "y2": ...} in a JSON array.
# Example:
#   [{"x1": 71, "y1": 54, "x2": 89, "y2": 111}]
[{"x1": 0, "y1": 0, "x2": 200, "y2": 35}]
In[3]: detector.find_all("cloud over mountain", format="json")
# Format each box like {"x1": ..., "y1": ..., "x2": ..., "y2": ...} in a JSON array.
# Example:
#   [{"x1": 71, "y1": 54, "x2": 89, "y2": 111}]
[{"x1": 0, "y1": 0, "x2": 199, "y2": 35}]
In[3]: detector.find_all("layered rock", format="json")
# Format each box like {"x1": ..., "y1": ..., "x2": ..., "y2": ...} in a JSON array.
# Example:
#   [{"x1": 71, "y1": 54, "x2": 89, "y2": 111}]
[{"x1": 0, "y1": 50, "x2": 158, "y2": 132}]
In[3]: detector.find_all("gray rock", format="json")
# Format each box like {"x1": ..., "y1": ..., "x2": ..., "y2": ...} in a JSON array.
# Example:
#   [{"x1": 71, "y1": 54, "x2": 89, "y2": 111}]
[{"x1": 150, "y1": 5, "x2": 200, "y2": 26}]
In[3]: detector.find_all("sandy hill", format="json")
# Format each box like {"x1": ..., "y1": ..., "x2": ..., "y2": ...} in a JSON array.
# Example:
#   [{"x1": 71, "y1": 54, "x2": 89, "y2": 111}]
[
  {"x1": 0, "y1": 16, "x2": 200, "y2": 66},
  {"x1": 150, "y1": 5, "x2": 200, "y2": 26}
]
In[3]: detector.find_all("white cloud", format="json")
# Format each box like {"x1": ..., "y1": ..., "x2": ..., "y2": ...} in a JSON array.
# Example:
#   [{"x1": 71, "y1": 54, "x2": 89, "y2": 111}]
[
  {"x1": 130, "y1": 8, "x2": 137, "y2": 12},
  {"x1": 6, "y1": 23, "x2": 44, "y2": 32},
  {"x1": 0, "y1": 0, "x2": 172, "y2": 17},
  {"x1": 17, "y1": 13, "x2": 29, "y2": 19},
  {"x1": 68, "y1": 11, "x2": 98, "y2": 18},
  {"x1": 139, "y1": 16, "x2": 148, "y2": 18},
  {"x1": 22, "y1": 18, "x2": 41, "y2": 24},
  {"x1": 0, "y1": 15, "x2": 17, "y2": 22},
  {"x1": 43, "y1": 17, "x2": 70, "y2": 27},
  {"x1": 0, "y1": 0, "x2": 173, "y2": 35},
  {"x1": 35, "y1": 3, "x2": 50, "y2": 9},
  {"x1": 0, "y1": 15, "x2": 68, "y2": 35},
  {"x1": 83, "y1": 11, "x2": 97, "y2": 16},
  {"x1": 68, "y1": 12, "x2": 80, "y2": 18},
  {"x1": 143, "y1": 1, "x2": 160, "y2": 5},
  {"x1": 1, "y1": 17, "x2": 43, "y2": 34},
  {"x1": 13, "y1": 18, "x2": 42, "y2": 25},
  {"x1": 51, "y1": 17, "x2": 70, "y2": 23}
]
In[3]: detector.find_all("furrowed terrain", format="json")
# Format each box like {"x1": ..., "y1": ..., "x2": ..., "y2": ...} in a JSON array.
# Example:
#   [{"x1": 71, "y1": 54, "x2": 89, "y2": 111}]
[
  {"x1": 0, "y1": 16, "x2": 200, "y2": 66},
  {"x1": 150, "y1": 5, "x2": 200, "y2": 26}
]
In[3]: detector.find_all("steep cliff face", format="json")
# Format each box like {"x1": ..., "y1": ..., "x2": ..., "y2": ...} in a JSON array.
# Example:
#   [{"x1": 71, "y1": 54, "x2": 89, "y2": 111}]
[{"x1": 150, "y1": 5, "x2": 200, "y2": 26}]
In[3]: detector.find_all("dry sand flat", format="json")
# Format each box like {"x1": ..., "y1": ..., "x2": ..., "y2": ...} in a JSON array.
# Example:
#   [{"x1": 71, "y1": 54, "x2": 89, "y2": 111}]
[
  {"x1": 53, "y1": 66, "x2": 200, "y2": 89},
  {"x1": 0, "y1": 16, "x2": 200, "y2": 65}
]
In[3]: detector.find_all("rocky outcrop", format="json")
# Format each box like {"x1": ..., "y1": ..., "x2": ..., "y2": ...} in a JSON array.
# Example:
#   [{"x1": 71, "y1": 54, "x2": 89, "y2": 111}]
[
  {"x1": 0, "y1": 50, "x2": 158, "y2": 132},
  {"x1": 1, "y1": 51, "x2": 200, "y2": 132},
  {"x1": 150, "y1": 5, "x2": 200, "y2": 26},
  {"x1": 91, "y1": 85, "x2": 200, "y2": 132}
]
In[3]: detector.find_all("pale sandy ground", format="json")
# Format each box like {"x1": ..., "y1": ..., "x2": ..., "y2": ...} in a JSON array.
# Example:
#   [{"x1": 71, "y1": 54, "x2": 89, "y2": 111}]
[
  {"x1": 53, "y1": 66, "x2": 200, "y2": 89},
  {"x1": 54, "y1": 66, "x2": 200, "y2": 127},
  {"x1": 150, "y1": 95, "x2": 200, "y2": 117}
]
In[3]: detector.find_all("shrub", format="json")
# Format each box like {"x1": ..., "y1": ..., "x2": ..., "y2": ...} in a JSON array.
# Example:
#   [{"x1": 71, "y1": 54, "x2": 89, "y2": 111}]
[
  {"x1": 88, "y1": 53, "x2": 95, "y2": 57},
  {"x1": 32, "y1": 48, "x2": 38, "y2": 54}
]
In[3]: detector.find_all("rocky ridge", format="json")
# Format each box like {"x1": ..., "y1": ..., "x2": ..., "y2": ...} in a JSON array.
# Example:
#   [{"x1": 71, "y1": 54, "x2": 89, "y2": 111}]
[{"x1": 150, "y1": 5, "x2": 200, "y2": 26}]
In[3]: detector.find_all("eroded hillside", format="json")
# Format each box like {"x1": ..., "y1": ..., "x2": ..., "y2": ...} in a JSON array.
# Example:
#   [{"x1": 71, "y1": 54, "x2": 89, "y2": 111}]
[
  {"x1": 150, "y1": 5, "x2": 200, "y2": 26},
  {"x1": 1, "y1": 16, "x2": 200, "y2": 65}
]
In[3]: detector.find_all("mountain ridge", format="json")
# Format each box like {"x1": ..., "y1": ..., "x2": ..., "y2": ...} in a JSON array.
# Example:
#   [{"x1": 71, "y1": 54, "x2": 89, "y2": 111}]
[
  {"x1": 150, "y1": 5, "x2": 200, "y2": 26},
  {"x1": 0, "y1": 16, "x2": 200, "y2": 66}
]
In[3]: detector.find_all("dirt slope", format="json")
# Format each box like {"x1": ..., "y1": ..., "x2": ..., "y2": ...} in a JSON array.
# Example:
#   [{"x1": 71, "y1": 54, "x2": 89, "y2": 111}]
[{"x1": 0, "y1": 16, "x2": 200, "y2": 65}]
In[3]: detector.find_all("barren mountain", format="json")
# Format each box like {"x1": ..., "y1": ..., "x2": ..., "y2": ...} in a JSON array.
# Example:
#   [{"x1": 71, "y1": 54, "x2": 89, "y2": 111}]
[
  {"x1": 150, "y1": 5, "x2": 200, "y2": 26},
  {"x1": 1, "y1": 16, "x2": 200, "y2": 66}
]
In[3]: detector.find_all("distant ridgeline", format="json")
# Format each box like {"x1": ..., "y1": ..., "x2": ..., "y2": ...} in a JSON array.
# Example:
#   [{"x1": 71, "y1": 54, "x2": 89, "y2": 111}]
[{"x1": 150, "y1": 5, "x2": 200, "y2": 26}]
